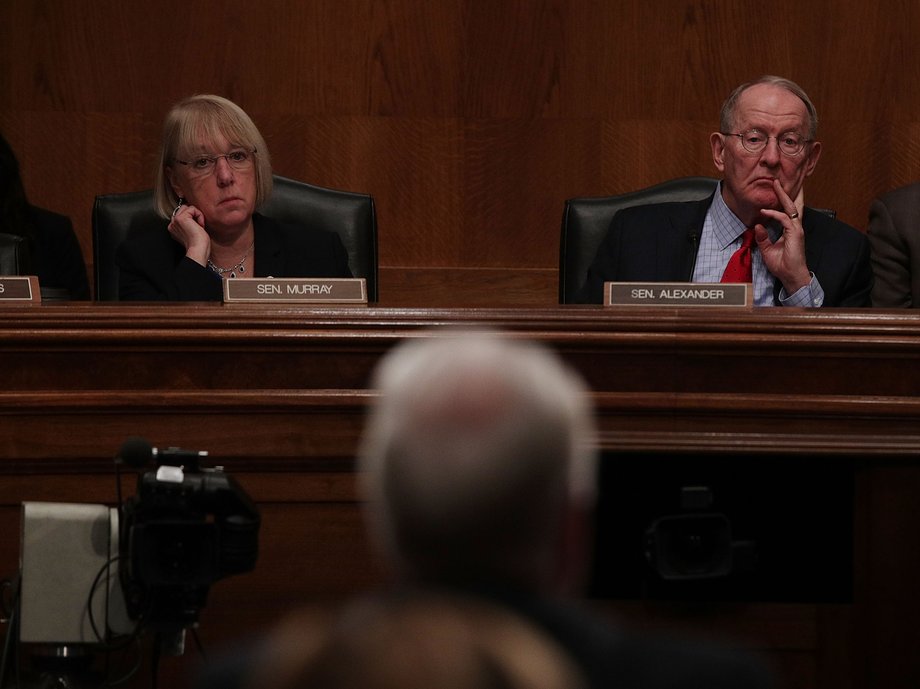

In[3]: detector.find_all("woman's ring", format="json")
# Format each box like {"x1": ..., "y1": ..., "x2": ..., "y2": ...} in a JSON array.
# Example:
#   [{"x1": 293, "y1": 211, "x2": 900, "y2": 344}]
[{"x1": 789, "y1": 211, "x2": 799, "y2": 220}]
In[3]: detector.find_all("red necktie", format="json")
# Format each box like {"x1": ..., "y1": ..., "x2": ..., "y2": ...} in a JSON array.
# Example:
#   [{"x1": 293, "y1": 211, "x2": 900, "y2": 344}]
[{"x1": 720, "y1": 228, "x2": 755, "y2": 283}]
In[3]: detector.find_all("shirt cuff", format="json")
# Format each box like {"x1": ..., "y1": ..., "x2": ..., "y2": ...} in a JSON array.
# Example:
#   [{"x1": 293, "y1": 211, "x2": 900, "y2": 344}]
[{"x1": 779, "y1": 272, "x2": 824, "y2": 307}]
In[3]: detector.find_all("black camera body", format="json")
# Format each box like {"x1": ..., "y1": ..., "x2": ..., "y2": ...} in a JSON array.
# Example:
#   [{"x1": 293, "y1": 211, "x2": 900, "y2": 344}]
[{"x1": 119, "y1": 450, "x2": 260, "y2": 636}]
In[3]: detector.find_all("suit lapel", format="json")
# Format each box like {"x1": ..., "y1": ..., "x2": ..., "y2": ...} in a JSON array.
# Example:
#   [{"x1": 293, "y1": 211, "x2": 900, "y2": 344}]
[{"x1": 659, "y1": 195, "x2": 713, "y2": 281}]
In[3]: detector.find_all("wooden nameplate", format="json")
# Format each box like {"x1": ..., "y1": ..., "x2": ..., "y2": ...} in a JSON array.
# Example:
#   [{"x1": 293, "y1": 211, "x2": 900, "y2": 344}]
[
  {"x1": 605, "y1": 281, "x2": 752, "y2": 307},
  {"x1": 0, "y1": 276, "x2": 41, "y2": 303},
  {"x1": 223, "y1": 277, "x2": 367, "y2": 304}
]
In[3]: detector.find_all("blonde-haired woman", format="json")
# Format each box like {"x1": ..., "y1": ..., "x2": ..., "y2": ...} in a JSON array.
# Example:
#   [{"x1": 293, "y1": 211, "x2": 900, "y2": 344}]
[{"x1": 117, "y1": 95, "x2": 351, "y2": 300}]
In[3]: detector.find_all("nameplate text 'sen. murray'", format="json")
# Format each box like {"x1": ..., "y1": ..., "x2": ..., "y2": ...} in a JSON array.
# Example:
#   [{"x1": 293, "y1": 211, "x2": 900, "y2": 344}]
[{"x1": 223, "y1": 278, "x2": 367, "y2": 304}]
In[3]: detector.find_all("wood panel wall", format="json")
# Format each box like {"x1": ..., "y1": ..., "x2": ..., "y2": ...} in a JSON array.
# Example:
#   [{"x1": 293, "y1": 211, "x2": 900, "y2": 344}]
[{"x1": 2, "y1": 0, "x2": 920, "y2": 305}]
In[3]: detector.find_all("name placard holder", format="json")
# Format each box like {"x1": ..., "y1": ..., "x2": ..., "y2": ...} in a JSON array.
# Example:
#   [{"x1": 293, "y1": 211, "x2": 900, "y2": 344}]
[
  {"x1": 0, "y1": 276, "x2": 41, "y2": 304},
  {"x1": 223, "y1": 277, "x2": 367, "y2": 304},
  {"x1": 605, "y1": 281, "x2": 752, "y2": 308}
]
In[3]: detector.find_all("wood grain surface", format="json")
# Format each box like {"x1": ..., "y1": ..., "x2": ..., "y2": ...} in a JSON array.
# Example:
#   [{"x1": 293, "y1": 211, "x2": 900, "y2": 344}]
[{"x1": 3, "y1": 1, "x2": 919, "y2": 304}]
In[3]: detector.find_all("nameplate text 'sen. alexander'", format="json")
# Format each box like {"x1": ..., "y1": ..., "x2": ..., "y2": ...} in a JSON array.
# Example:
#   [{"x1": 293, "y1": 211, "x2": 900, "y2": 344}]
[
  {"x1": 605, "y1": 282, "x2": 752, "y2": 307},
  {"x1": 223, "y1": 277, "x2": 367, "y2": 304},
  {"x1": 0, "y1": 276, "x2": 40, "y2": 303}
]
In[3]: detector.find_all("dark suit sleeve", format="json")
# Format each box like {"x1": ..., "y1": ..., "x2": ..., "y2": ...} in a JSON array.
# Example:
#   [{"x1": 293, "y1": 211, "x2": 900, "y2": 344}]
[
  {"x1": 796, "y1": 211, "x2": 873, "y2": 308},
  {"x1": 835, "y1": 230, "x2": 874, "y2": 307},
  {"x1": 867, "y1": 193, "x2": 915, "y2": 307},
  {"x1": 116, "y1": 234, "x2": 223, "y2": 301}
]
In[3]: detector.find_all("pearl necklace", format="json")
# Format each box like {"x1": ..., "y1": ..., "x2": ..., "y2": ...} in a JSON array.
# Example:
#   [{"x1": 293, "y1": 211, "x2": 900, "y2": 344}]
[{"x1": 207, "y1": 241, "x2": 254, "y2": 279}]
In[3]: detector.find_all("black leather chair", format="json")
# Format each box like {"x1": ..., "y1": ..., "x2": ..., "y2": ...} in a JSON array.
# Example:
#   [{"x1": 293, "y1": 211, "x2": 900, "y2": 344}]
[
  {"x1": 0, "y1": 232, "x2": 31, "y2": 276},
  {"x1": 559, "y1": 177, "x2": 719, "y2": 303},
  {"x1": 92, "y1": 175, "x2": 378, "y2": 301}
]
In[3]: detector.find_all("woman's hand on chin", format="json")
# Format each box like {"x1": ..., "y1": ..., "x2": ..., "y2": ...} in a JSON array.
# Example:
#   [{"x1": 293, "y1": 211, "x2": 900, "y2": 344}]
[{"x1": 169, "y1": 203, "x2": 210, "y2": 267}]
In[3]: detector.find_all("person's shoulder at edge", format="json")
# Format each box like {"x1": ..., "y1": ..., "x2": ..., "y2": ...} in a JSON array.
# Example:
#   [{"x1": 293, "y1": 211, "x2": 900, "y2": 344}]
[
  {"x1": 26, "y1": 204, "x2": 90, "y2": 300},
  {"x1": 873, "y1": 180, "x2": 920, "y2": 207},
  {"x1": 866, "y1": 182, "x2": 920, "y2": 308}
]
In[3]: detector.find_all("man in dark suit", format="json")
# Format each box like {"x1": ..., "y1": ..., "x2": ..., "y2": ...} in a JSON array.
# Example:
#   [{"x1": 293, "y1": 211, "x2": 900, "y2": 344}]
[
  {"x1": 578, "y1": 75, "x2": 872, "y2": 307},
  {"x1": 357, "y1": 330, "x2": 777, "y2": 689},
  {"x1": 867, "y1": 182, "x2": 920, "y2": 307}
]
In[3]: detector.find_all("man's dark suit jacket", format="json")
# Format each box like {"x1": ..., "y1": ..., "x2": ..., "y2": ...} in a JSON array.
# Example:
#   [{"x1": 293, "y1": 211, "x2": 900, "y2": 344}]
[
  {"x1": 576, "y1": 194, "x2": 873, "y2": 306},
  {"x1": 194, "y1": 587, "x2": 777, "y2": 689},
  {"x1": 22, "y1": 205, "x2": 90, "y2": 300},
  {"x1": 867, "y1": 181, "x2": 920, "y2": 307},
  {"x1": 116, "y1": 212, "x2": 352, "y2": 301}
]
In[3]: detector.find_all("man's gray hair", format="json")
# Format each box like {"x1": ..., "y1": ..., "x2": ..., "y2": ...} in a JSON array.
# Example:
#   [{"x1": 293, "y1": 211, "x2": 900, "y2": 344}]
[{"x1": 358, "y1": 330, "x2": 597, "y2": 589}]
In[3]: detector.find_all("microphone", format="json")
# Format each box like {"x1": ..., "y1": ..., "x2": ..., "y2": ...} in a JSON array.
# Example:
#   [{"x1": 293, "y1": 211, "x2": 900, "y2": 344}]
[
  {"x1": 685, "y1": 231, "x2": 700, "y2": 280},
  {"x1": 117, "y1": 436, "x2": 208, "y2": 469}
]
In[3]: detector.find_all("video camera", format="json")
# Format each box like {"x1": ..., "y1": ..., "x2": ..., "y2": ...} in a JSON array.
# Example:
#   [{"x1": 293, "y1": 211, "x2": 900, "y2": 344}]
[
  {"x1": 117, "y1": 437, "x2": 260, "y2": 642},
  {"x1": 15, "y1": 437, "x2": 260, "y2": 657}
]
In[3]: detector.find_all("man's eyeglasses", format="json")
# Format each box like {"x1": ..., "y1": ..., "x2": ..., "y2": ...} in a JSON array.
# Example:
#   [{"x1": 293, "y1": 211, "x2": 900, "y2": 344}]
[
  {"x1": 174, "y1": 149, "x2": 257, "y2": 177},
  {"x1": 721, "y1": 129, "x2": 811, "y2": 157}
]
